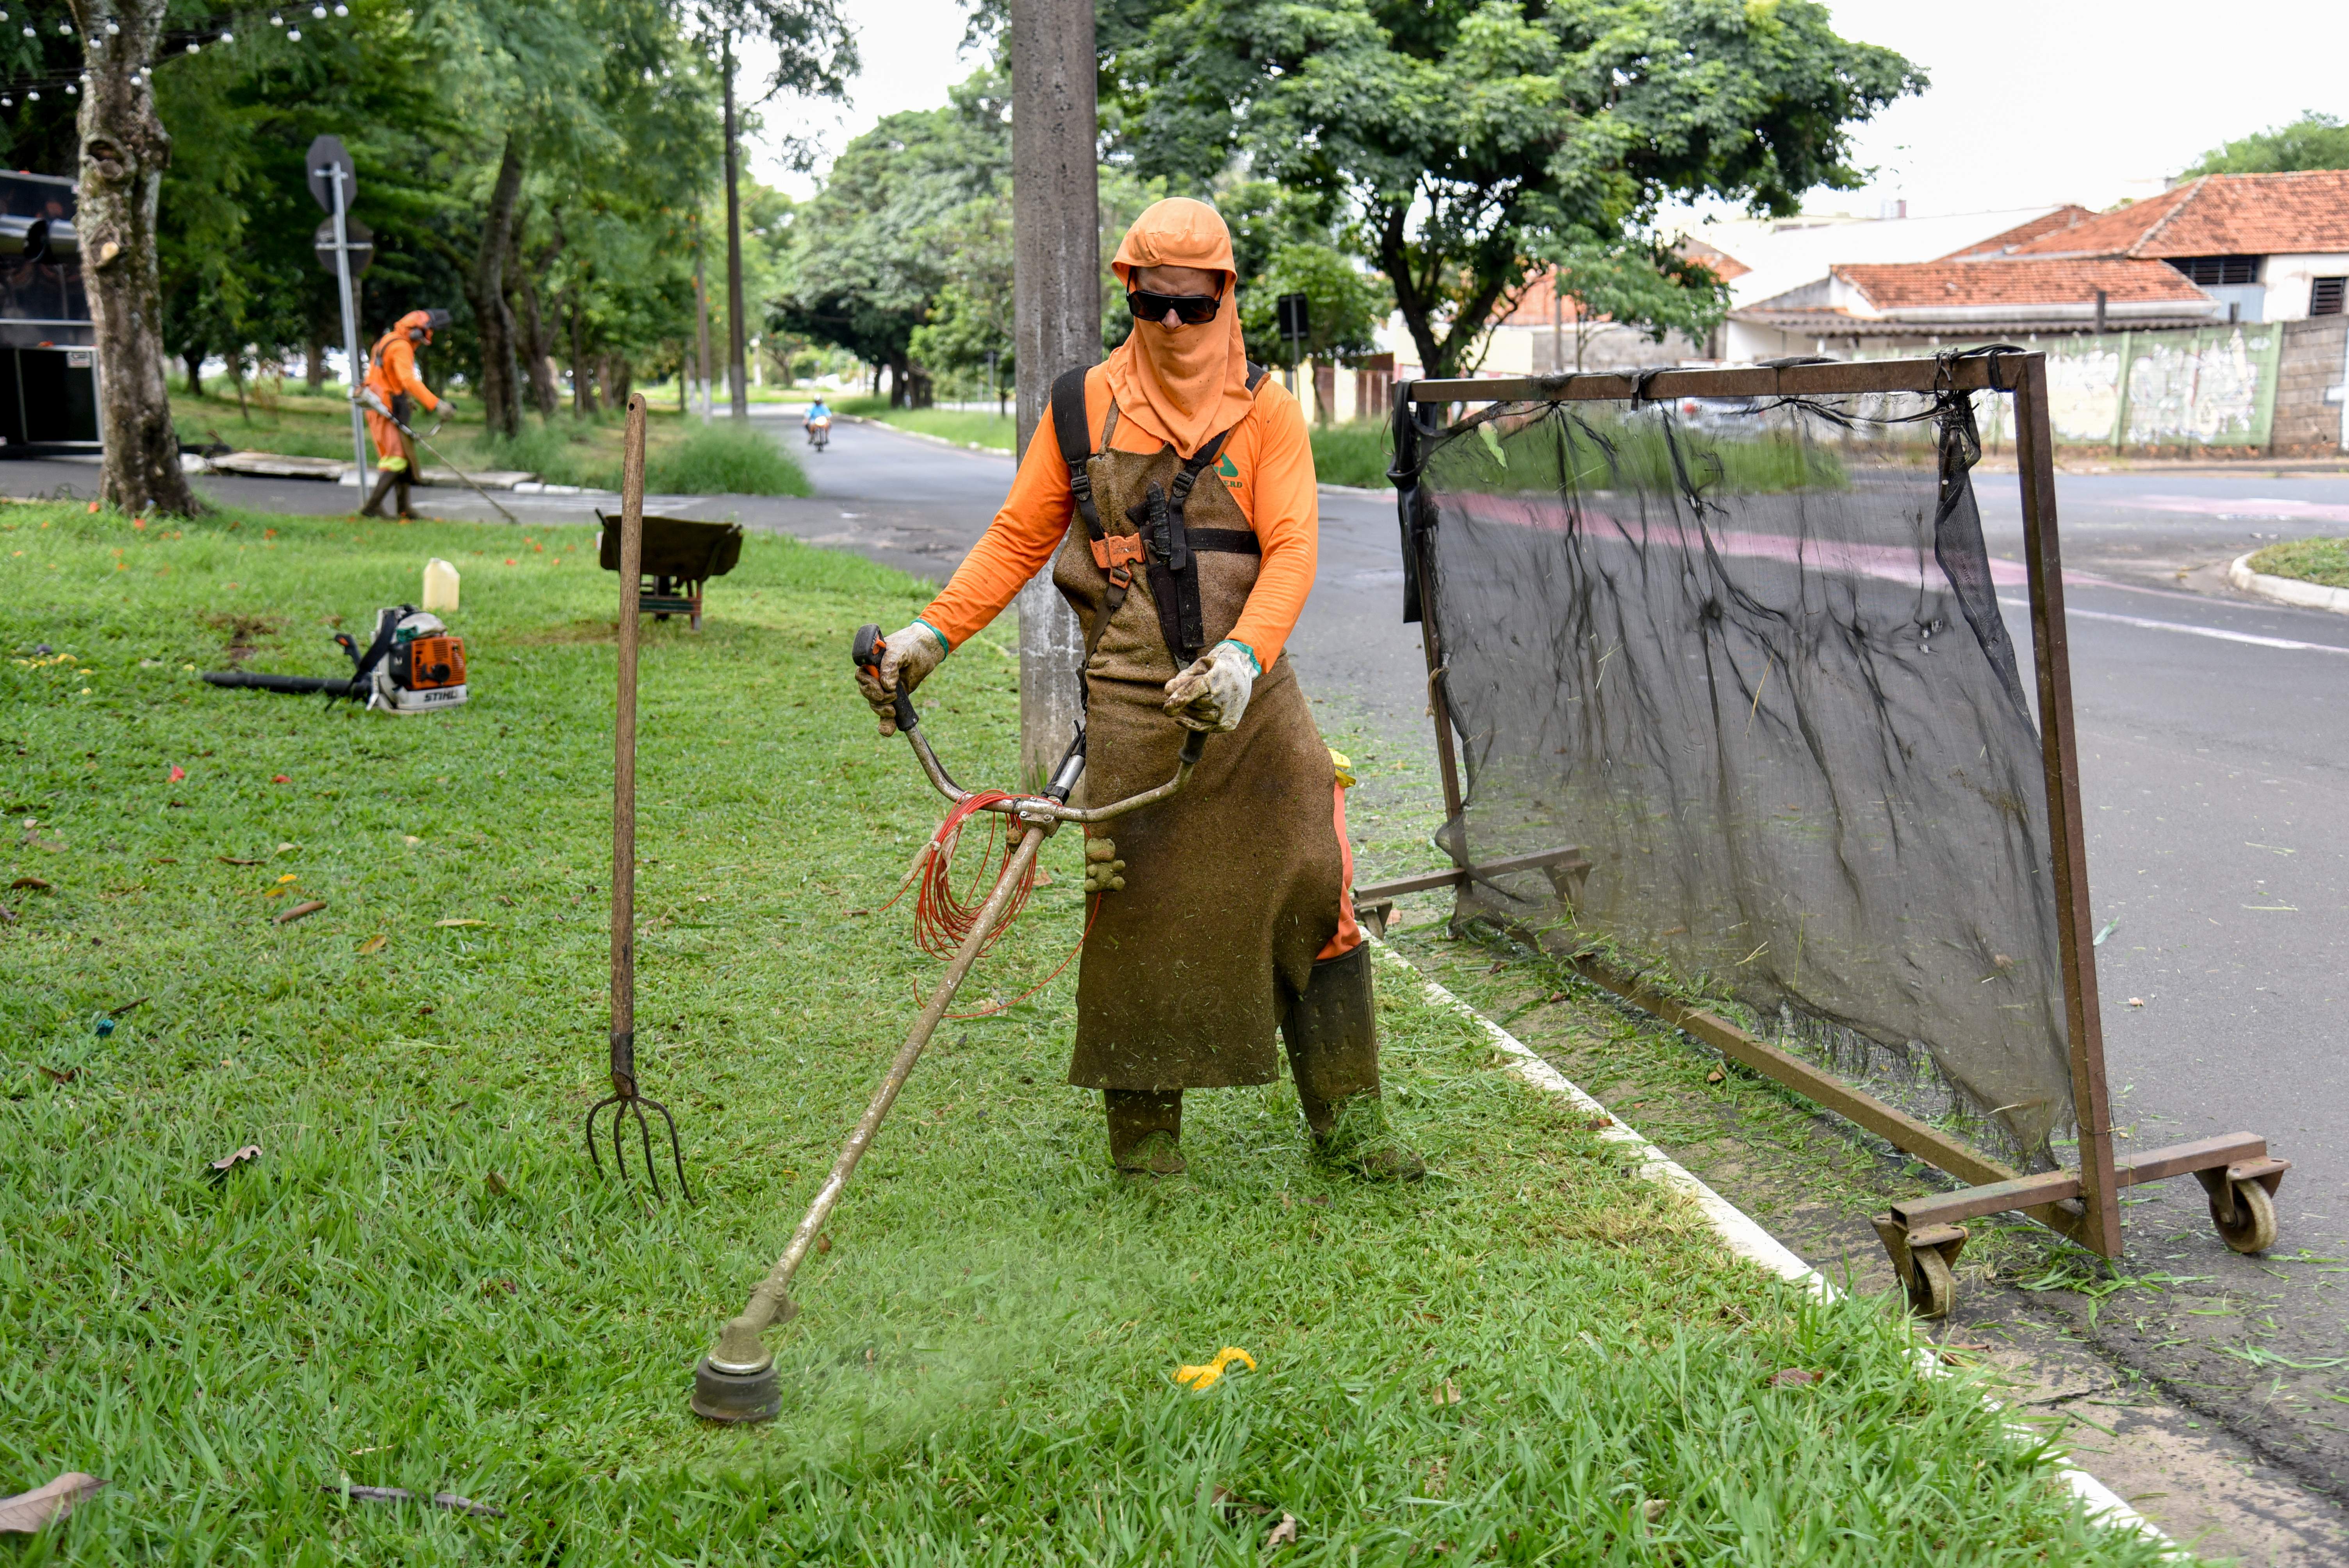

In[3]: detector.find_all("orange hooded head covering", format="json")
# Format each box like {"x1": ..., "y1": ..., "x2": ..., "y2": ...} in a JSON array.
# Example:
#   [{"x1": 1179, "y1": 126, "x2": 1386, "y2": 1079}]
[{"x1": 1107, "y1": 198, "x2": 1254, "y2": 458}]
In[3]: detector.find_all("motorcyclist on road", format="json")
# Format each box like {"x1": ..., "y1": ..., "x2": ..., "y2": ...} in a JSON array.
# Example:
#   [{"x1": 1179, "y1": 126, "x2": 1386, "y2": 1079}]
[
  {"x1": 359, "y1": 308, "x2": 454, "y2": 520},
  {"x1": 805, "y1": 396, "x2": 833, "y2": 447}
]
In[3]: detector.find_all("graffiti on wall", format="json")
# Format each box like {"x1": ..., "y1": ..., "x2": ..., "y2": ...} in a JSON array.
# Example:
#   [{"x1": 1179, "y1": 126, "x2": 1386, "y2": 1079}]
[{"x1": 2043, "y1": 327, "x2": 2281, "y2": 447}]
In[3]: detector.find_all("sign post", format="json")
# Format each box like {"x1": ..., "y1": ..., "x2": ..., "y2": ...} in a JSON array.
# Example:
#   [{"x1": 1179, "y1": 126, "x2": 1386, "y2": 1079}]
[
  {"x1": 307, "y1": 135, "x2": 368, "y2": 484},
  {"x1": 1276, "y1": 292, "x2": 1309, "y2": 398}
]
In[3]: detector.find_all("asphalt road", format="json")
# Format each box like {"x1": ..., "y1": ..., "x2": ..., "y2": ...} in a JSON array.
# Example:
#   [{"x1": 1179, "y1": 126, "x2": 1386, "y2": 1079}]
[{"x1": 15, "y1": 416, "x2": 2349, "y2": 1509}]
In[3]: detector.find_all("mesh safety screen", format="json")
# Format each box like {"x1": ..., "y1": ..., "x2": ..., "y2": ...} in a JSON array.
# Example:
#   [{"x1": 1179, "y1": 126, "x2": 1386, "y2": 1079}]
[{"x1": 1406, "y1": 388, "x2": 2071, "y2": 1165}]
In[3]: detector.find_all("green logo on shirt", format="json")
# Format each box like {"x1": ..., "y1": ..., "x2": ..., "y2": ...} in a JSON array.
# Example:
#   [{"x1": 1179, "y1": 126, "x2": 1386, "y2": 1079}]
[{"x1": 1216, "y1": 453, "x2": 1240, "y2": 483}]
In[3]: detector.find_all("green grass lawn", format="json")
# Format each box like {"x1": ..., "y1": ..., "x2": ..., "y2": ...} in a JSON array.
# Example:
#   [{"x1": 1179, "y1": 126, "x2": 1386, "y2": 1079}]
[
  {"x1": 2248, "y1": 536, "x2": 2349, "y2": 588},
  {"x1": 173, "y1": 383, "x2": 810, "y2": 497},
  {"x1": 0, "y1": 502, "x2": 2175, "y2": 1564},
  {"x1": 838, "y1": 396, "x2": 1019, "y2": 454}
]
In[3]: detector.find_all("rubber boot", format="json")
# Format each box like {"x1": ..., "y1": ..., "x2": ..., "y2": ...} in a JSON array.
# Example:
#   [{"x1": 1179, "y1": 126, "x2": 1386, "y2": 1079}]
[
  {"x1": 358, "y1": 468, "x2": 398, "y2": 519},
  {"x1": 393, "y1": 473, "x2": 414, "y2": 521},
  {"x1": 1283, "y1": 943, "x2": 1424, "y2": 1181},
  {"x1": 1106, "y1": 1089, "x2": 1185, "y2": 1179}
]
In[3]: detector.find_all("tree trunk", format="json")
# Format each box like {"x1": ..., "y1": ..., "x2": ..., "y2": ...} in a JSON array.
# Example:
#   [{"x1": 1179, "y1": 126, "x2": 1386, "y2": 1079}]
[
  {"x1": 181, "y1": 346, "x2": 202, "y2": 397},
  {"x1": 514, "y1": 259, "x2": 560, "y2": 421},
  {"x1": 305, "y1": 318, "x2": 325, "y2": 393},
  {"x1": 692, "y1": 229, "x2": 714, "y2": 422},
  {"x1": 467, "y1": 136, "x2": 526, "y2": 440},
  {"x1": 723, "y1": 36, "x2": 749, "y2": 420},
  {"x1": 70, "y1": 0, "x2": 201, "y2": 516},
  {"x1": 569, "y1": 290, "x2": 596, "y2": 417},
  {"x1": 603, "y1": 353, "x2": 632, "y2": 410}
]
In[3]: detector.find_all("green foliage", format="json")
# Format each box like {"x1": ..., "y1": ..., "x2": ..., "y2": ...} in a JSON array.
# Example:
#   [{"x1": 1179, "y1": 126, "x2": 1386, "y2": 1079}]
[
  {"x1": 0, "y1": 505, "x2": 2178, "y2": 1565},
  {"x1": 644, "y1": 417, "x2": 812, "y2": 494},
  {"x1": 1105, "y1": 0, "x2": 1922, "y2": 378},
  {"x1": 2181, "y1": 112, "x2": 2349, "y2": 176},
  {"x1": 1309, "y1": 419, "x2": 1395, "y2": 489},
  {"x1": 772, "y1": 67, "x2": 1011, "y2": 404},
  {"x1": 2247, "y1": 536, "x2": 2349, "y2": 588},
  {"x1": 1538, "y1": 237, "x2": 1731, "y2": 367},
  {"x1": 1429, "y1": 408, "x2": 1849, "y2": 496}
]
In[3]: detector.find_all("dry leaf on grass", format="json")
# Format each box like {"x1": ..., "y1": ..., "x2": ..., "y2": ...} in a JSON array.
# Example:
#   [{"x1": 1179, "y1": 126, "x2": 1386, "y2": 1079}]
[
  {"x1": 0, "y1": 1472, "x2": 107, "y2": 1533},
  {"x1": 107, "y1": 996, "x2": 147, "y2": 1017},
  {"x1": 217, "y1": 856, "x2": 262, "y2": 866},
  {"x1": 484, "y1": 1172, "x2": 509, "y2": 1197},
  {"x1": 9, "y1": 876, "x2": 53, "y2": 892},
  {"x1": 319, "y1": 1484, "x2": 504, "y2": 1519},
  {"x1": 1641, "y1": 1498, "x2": 1669, "y2": 1524},
  {"x1": 435, "y1": 918, "x2": 487, "y2": 928},
  {"x1": 356, "y1": 934, "x2": 387, "y2": 955},
  {"x1": 1705, "y1": 1069, "x2": 1724, "y2": 1084},
  {"x1": 1768, "y1": 1368, "x2": 1821, "y2": 1388},
  {"x1": 208, "y1": 1144, "x2": 261, "y2": 1180},
  {"x1": 1264, "y1": 1512, "x2": 1299, "y2": 1549},
  {"x1": 1429, "y1": 1379, "x2": 1462, "y2": 1406},
  {"x1": 38, "y1": 1065, "x2": 75, "y2": 1084},
  {"x1": 275, "y1": 900, "x2": 327, "y2": 925}
]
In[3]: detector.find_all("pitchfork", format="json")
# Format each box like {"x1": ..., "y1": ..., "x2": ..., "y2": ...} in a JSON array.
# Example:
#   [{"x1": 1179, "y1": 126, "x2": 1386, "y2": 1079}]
[{"x1": 586, "y1": 393, "x2": 691, "y2": 1201}]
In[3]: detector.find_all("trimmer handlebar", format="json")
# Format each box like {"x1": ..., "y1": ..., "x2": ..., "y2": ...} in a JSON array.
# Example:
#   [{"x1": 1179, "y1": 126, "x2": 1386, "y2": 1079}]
[
  {"x1": 852, "y1": 623, "x2": 921, "y2": 734},
  {"x1": 850, "y1": 622, "x2": 1207, "y2": 825}
]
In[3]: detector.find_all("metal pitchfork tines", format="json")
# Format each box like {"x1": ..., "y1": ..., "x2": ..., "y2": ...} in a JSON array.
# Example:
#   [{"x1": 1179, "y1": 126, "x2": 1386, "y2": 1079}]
[{"x1": 586, "y1": 392, "x2": 690, "y2": 1201}]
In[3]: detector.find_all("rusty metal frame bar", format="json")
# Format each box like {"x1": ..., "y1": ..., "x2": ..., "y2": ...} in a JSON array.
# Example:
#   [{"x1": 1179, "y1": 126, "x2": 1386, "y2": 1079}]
[
  {"x1": 1355, "y1": 846, "x2": 1589, "y2": 903},
  {"x1": 1395, "y1": 351, "x2": 2272, "y2": 1280}
]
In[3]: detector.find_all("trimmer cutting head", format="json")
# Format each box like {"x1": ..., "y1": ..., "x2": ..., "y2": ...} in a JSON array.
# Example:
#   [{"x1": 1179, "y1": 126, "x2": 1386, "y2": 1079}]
[{"x1": 691, "y1": 1356, "x2": 781, "y2": 1423}]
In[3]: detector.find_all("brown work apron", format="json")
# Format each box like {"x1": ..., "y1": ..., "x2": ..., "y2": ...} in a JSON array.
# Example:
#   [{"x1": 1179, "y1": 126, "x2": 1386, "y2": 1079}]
[{"x1": 1056, "y1": 400, "x2": 1345, "y2": 1090}]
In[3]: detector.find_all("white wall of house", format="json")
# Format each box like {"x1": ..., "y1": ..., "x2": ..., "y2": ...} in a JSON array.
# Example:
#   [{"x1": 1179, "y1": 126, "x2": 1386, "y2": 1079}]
[{"x1": 2260, "y1": 254, "x2": 2349, "y2": 322}]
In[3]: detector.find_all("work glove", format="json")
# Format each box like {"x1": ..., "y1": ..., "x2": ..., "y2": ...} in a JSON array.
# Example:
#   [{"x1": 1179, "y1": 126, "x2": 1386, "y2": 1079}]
[
  {"x1": 1162, "y1": 639, "x2": 1256, "y2": 733},
  {"x1": 1084, "y1": 836, "x2": 1126, "y2": 894},
  {"x1": 856, "y1": 620, "x2": 948, "y2": 737}
]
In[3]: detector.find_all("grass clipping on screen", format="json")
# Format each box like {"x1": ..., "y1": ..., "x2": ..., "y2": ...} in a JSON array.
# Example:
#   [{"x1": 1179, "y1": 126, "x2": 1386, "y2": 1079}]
[{"x1": 0, "y1": 502, "x2": 2166, "y2": 1564}]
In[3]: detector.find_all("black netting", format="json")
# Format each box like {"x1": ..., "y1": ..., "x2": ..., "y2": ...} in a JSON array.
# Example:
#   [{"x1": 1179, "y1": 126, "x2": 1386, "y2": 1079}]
[{"x1": 1410, "y1": 383, "x2": 2070, "y2": 1167}]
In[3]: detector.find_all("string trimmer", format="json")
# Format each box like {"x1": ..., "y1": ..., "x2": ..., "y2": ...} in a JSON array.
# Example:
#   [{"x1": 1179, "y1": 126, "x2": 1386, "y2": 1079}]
[
  {"x1": 353, "y1": 387, "x2": 520, "y2": 524},
  {"x1": 689, "y1": 633, "x2": 1210, "y2": 1422}
]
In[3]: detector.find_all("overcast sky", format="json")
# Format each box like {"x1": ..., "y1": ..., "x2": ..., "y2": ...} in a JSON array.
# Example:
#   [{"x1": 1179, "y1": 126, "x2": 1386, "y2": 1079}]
[{"x1": 747, "y1": 0, "x2": 2349, "y2": 218}]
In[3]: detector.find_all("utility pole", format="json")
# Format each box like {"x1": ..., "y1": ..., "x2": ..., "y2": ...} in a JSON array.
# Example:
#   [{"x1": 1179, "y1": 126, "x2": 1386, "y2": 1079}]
[
  {"x1": 1011, "y1": 0, "x2": 1100, "y2": 788},
  {"x1": 722, "y1": 32, "x2": 749, "y2": 420}
]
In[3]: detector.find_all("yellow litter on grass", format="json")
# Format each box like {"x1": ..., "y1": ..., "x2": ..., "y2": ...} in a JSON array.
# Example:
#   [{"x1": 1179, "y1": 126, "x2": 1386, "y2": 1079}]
[{"x1": 1172, "y1": 1347, "x2": 1255, "y2": 1390}]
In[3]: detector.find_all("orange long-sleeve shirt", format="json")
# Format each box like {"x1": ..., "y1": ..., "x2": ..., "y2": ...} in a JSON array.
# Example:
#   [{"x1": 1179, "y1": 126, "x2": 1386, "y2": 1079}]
[
  {"x1": 916, "y1": 365, "x2": 1319, "y2": 670},
  {"x1": 364, "y1": 333, "x2": 440, "y2": 413}
]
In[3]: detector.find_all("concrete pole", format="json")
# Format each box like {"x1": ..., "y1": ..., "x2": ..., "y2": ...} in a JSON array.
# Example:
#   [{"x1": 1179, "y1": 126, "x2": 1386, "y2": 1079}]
[{"x1": 1011, "y1": 0, "x2": 1100, "y2": 788}]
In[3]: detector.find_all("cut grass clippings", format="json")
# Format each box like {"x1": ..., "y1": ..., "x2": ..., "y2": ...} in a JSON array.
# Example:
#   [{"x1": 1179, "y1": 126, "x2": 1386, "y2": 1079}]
[
  {"x1": 0, "y1": 500, "x2": 2178, "y2": 1564},
  {"x1": 2247, "y1": 535, "x2": 2349, "y2": 590}
]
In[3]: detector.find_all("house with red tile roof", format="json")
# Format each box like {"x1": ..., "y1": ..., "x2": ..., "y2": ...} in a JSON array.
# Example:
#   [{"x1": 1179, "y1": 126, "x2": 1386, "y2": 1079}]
[{"x1": 1725, "y1": 174, "x2": 2349, "y2": 362}]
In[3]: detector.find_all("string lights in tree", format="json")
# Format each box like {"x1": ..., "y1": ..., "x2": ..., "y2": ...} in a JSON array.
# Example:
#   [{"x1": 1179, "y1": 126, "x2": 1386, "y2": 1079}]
[{"x1": 0, "y1": 3, "x2": 349, "y2": 109}]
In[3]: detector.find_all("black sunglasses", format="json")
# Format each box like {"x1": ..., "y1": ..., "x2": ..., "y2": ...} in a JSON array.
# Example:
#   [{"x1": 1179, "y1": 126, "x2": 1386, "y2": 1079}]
[{"x1": 1126, "y1": 286, "x2": 1223, "y2": 326}]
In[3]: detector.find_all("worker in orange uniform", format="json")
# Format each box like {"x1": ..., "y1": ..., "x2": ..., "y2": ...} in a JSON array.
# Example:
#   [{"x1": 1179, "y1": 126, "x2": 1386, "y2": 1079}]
[
  {"x1": 855, "y1": 198, "x2": 1420, "y2": 1183},
  {"x1": 359, "y1": 308, "x2": 454, "y2": 520}
]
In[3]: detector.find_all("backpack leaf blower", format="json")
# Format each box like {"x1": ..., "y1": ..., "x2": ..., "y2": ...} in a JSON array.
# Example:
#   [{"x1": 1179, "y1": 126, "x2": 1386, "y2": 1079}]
[{"x1": 203, "y1": 606, "x2": 468, "y2": 715}]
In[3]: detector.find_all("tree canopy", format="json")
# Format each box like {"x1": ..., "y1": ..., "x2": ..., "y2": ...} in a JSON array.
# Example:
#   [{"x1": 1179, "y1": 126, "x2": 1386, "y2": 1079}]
[
  {"x1": 2182, "y1": 113, "x2": 2349, "y2": 178},
  {"x1": 1104, "y1": 0, "x2": 1921, "y2": 377}
]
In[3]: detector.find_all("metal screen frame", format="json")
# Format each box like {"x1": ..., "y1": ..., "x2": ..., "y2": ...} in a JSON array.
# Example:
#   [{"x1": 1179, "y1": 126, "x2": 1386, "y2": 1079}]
[{"x1": 1362, "y1": 353, "x2": 2285, "y2": 1308}]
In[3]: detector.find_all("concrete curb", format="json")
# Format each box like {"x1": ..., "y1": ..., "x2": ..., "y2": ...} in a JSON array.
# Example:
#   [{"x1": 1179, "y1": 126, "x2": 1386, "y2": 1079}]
[
  {"x1": 2230, "y1": 552, "x2": 2349, "y2": 616},
  {"x1": 1371, "y1": 941, "x2": 2177, "y2": 1555}
]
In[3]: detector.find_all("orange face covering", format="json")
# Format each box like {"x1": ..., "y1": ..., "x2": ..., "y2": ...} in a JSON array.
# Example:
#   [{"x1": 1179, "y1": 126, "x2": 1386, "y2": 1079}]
[{"x1": 1106, "y1": 198, "x2": 1254, "y2": 458}]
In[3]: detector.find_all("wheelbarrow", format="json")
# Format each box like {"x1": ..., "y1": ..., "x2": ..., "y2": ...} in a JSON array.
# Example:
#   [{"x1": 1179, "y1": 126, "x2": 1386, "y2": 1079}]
[{"x1": 690, "y1": 625, "x2": 1208, "y2": 1422}]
